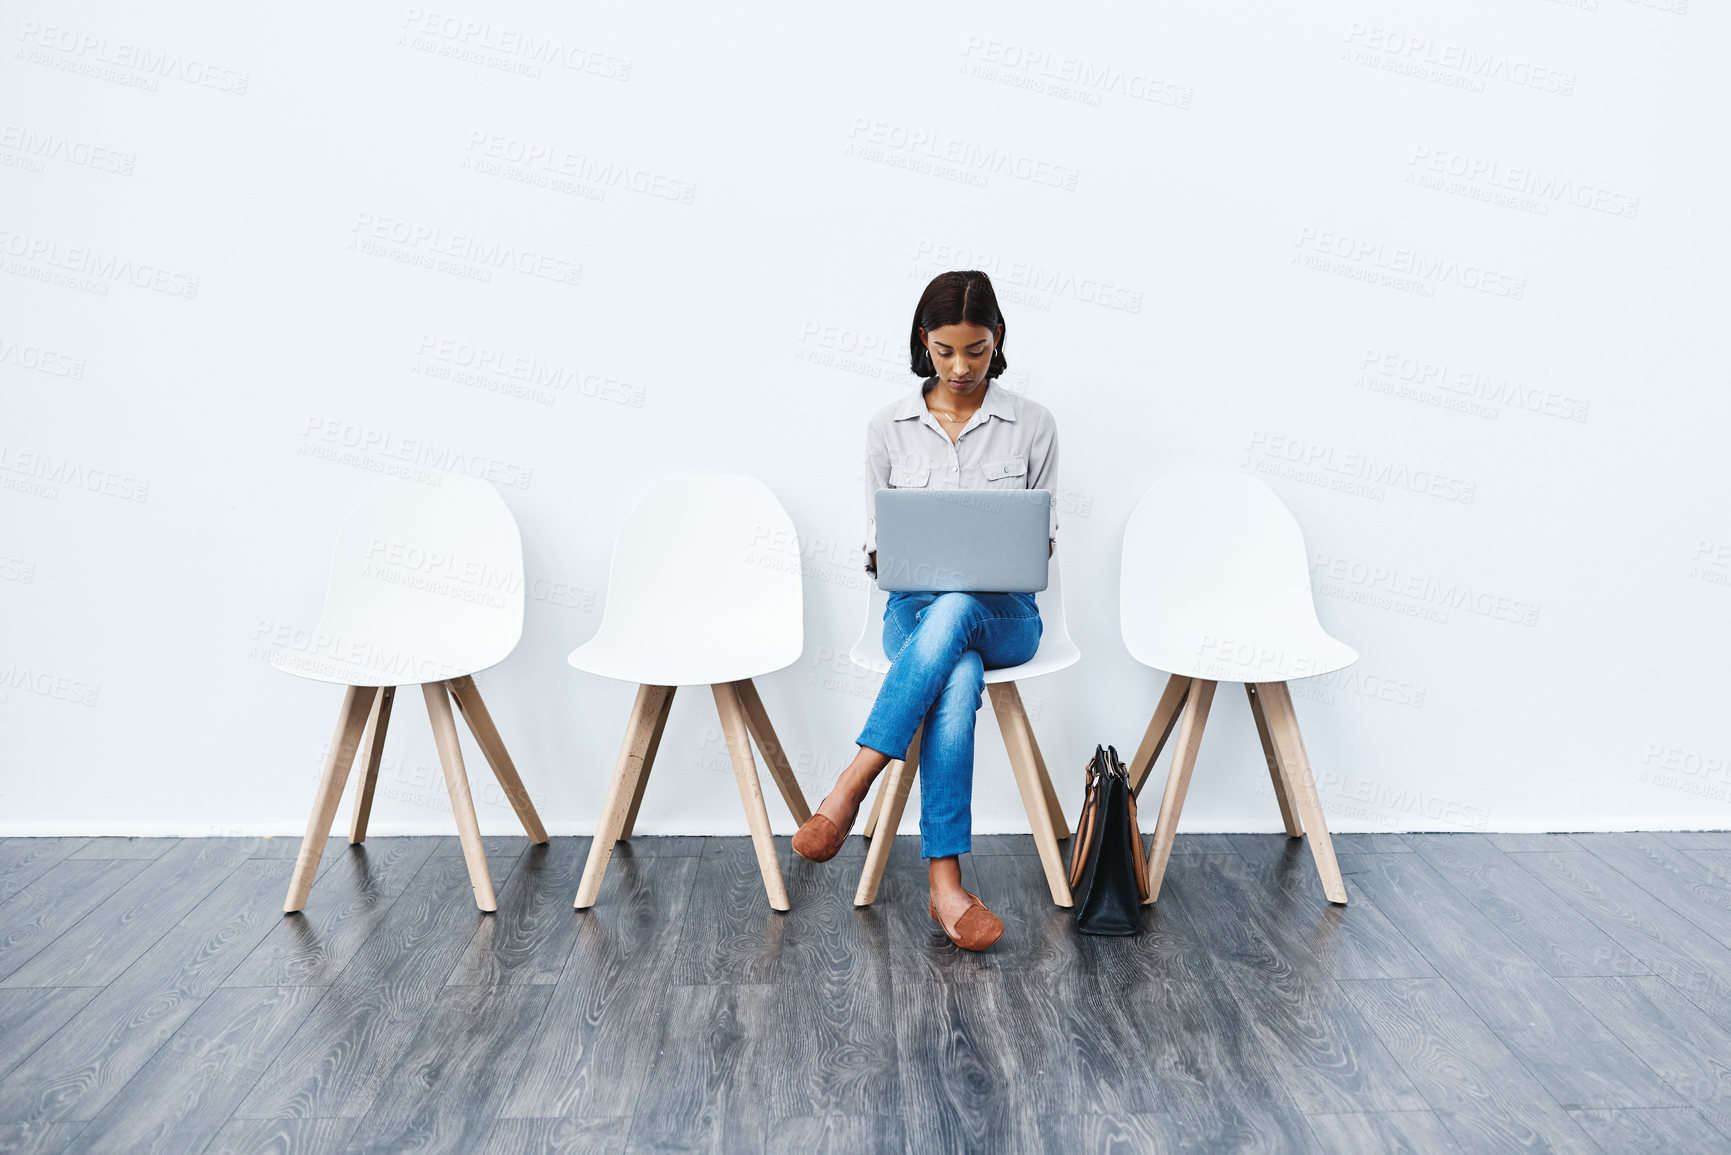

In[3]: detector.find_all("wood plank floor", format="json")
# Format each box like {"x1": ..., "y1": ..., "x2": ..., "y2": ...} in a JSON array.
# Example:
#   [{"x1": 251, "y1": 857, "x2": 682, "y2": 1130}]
[{"x1": 0, "y1": 831, "x2": 1728, "y2": 1153}]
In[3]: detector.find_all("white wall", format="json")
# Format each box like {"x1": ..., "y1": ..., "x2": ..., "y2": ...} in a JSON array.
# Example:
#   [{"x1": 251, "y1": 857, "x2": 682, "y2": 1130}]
[{"x1": 4, "y1": 0, "x2": 1727, "y2": 838}]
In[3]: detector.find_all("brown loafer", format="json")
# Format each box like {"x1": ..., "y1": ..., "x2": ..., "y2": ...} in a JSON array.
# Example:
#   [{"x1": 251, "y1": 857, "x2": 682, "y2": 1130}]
[
  {"x1": 792, "y1": 813, "x2": 848, "y2": 862},
  {"x1": 929, "y1": 889, "x2": 1004, "y2": 951}
]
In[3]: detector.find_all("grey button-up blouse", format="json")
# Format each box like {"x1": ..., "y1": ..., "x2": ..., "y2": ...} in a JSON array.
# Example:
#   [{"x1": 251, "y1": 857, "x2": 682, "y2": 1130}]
[{"x1": 862, "y1": 377, "x2": 1059, "y2": 563}]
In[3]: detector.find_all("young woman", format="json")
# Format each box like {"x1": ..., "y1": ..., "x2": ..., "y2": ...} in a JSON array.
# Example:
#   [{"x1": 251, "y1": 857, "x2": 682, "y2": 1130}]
[{"x1": 791, "y1": 270, "x2": 1058, "y2": 951}]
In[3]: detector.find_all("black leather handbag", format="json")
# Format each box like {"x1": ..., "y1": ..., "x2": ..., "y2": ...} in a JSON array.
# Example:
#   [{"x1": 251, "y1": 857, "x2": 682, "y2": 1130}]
[{"x1": 1067, "y1": 743, "x2": 1150, "y2": 935}]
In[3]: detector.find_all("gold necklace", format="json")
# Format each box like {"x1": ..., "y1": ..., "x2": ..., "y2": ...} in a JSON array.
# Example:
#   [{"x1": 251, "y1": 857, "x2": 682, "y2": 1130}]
[{"x1": 928, "y1": 407, "x2": 976, "y2": 423}]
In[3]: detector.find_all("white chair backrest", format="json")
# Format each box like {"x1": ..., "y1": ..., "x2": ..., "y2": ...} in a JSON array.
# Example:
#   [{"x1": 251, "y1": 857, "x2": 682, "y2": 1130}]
[
  {"x1": 582, "y1": 473, "x2": 803, "y2": 684},
  {"x1": 1119, "y1": 472, "x2": 1356, "y2": 681},
  {"x1": 848, "y1": 549, "x2": 1078, "y2": 683},
  {"x1": 287, "y1": 476, "x2": 523, "y2": 686}
]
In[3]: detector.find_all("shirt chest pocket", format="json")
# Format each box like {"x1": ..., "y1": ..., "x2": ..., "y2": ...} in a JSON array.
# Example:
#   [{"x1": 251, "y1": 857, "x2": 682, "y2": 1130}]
[
  {"x1": 981, "y1": 455, "x2": 1027, "y2": 484},
  {"x1": 888, "y1": 464, "x2": 930, "y2": 488}
]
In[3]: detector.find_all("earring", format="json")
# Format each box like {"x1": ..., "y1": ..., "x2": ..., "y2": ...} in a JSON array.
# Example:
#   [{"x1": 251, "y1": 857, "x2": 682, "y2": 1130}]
[{"x1": 917, "y1": 348, "x2": 934, "y2": 375}]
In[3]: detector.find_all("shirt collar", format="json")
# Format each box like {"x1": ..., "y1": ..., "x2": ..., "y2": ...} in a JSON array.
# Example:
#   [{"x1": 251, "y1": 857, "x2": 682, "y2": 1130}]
[{"x1": 892, "y1": 378, "x2": 1016, "y2": 423}]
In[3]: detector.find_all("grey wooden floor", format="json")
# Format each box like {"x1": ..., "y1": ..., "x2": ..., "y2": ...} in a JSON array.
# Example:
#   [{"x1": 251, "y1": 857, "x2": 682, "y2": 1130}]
[{"x1": 2, "y1": 832, "x2": 1731, "y2": 1154}]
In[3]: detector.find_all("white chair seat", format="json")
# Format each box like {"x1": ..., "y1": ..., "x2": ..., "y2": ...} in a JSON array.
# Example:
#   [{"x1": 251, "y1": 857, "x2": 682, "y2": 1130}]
[
  {"x1": 1119, "y1": 472, "x2": 1356, "y2": 681},
  {"x1": 271, "y1": 476, "x2": 524, "y2": 688},
  {"x1": 568, "y1": 473, "x2": 803, "y2": 686},
  {"x1": 269, "y1": 637, "x2": 508, "y2": 689},
  {"x1": 568, "y1": 629, "x2": 802, "y2": 687},
  {"x1": 1125, "y1": 613, "x2": 1358, "y2": 683}
]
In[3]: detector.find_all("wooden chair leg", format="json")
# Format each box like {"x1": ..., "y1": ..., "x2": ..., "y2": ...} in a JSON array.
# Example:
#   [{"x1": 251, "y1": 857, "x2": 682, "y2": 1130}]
[
  {"x1": 854, "y1": 724, "x2": 920, "y2": 907},
  {"x1": 285, "y1": 685, "x2": 379, "y2": 912},
  {"x1": 712, "y1": 681, "x2": 790, "y2": 912},
  {"x1": 1007, "y1": 690, "x2": 1070, "y2": 841},
  {"x1": 575, "y1": 684, "x2": 673, "y2": 908},
  {"x1": 447, "y1": 674, "x2": 549, "y2": 844},
  {"x1": 733, "y1": 678, "x2": 812, "y2": 825},
  {"x1": 1256, "y1": 681, "x2": 1347, "y2": 904},
  {"x1": 1144, "y1": 679, "x2": 1216, "y2": 903},
  {"x1": 348, "y1": 686, "x2": 394, "y2": 844},
  {"x1": 619, "y1": 685, "x2": 676, "y2": 840},
  {"x1": 1246, "y1": 684, "x2": 1302, "y2": 838},
  {"x1": 989, "y1": 682, "x2": 1074, "y2": 907},
  {"x1": 861, "y1": 779, "x2": 887, "y2": 839},
  {"x1": 423, "y1": 681, "x2": 497, "y2": 912},
  {"x1": 1128, "y1": 675, "x2": 1192, "y2": 796}
]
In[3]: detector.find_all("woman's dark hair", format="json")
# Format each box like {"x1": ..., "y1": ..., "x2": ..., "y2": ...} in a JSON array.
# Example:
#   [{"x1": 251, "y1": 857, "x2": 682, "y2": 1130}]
[{"x1": 909, "y1": 270, "x2": 1008, "y2": 379}]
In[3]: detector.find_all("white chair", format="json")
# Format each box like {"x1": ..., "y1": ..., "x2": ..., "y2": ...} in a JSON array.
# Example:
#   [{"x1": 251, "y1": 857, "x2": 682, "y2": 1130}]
[
  {"x1": 1120, "y1": 471, "x2": 1357, "y2": 905},
  {"x1": 570, "y1": 474, "x2": 811, "y2": 912},
  {"x1": 850, "y1": 549, "x2": 1081, "y2": 908},
  {"x1": 276, "y1": 476, "x2": 547, "y2": 914}
]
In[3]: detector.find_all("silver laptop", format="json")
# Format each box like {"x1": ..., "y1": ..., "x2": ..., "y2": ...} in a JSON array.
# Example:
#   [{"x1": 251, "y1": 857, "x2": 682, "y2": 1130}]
[{"x1": 874, "y1": 489, "x2": 1051, "y2": 592}]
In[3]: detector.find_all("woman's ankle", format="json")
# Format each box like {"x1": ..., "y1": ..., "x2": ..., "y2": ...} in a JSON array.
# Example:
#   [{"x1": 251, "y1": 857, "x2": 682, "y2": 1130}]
[
  {"x1": 837, "y1": 750, "x2": 889, "y2": 801},
  {"x1": 926, "y1": 855, "x2": 965, "y2": 895},
  {"x1": 820, "y1": 767, "x2": 874, "y2": 817}
]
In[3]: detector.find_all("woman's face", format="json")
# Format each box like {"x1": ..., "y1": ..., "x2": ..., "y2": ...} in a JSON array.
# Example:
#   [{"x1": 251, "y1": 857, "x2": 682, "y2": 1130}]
[{"x1": 921, "y1": 321, "x2": 1000, "y2": 392}]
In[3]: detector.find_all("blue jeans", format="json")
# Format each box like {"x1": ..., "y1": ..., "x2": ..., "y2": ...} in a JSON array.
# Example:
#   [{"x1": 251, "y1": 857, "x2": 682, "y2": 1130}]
[{"x1": 855, "y1": 591, "x2": 1042, "y2": 858}]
